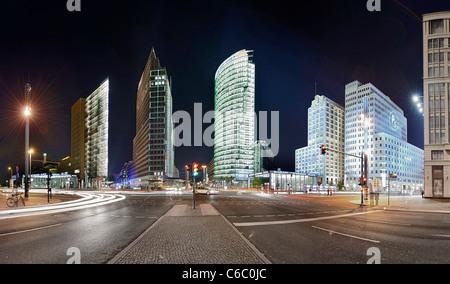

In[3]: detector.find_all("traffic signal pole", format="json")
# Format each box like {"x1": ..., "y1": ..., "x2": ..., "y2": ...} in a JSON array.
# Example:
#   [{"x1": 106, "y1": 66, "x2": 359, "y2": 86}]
[
  {"x1": 192, "y1": 163, "x2": 199, "y2": 210},
  {"x1": 321, "y1": 145, "x2": 367, "y2": 206}
]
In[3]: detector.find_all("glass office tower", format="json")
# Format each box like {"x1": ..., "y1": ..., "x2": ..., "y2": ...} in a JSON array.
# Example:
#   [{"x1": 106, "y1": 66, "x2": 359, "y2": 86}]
[
  {"x1": 133, "y1": 47, "x2": 176, "y2": 187},
  {"x1": 85, "y1": 78, "x2": 109, "y2": 183},
  {"x1": 214, "y1": 50, "x2": 255, "y2": 185}
]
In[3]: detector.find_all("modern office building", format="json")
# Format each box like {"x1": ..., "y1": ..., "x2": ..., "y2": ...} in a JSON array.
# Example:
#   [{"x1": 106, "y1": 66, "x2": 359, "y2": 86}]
[
  {"x1": 85, "y1": 78, "x2": 109, "y2": 184},
  {"x1": 295, "y1": 95, "x2": 345, "y2": 186},
  {"x1": 254, "y1": 140, "x2": 275, "y2": 173},
  {"x1": 132, "y1": 47, "x2": 177, "y2": 187},
  {"x1": 61, "y1": 79, "x2": 109, "y2": 188},
  {"x1": 423, "y1": 12, "x2": 450, "y2": 198},
  {"x1": 70, "y1": 97, "x2": 86, "y2": 179},
  {"x1": 214, "y1": 50, "x2": 255, "y2": 185},
  {"x1": 344, "y1": 81, "x2": 424, "y2": 193}
]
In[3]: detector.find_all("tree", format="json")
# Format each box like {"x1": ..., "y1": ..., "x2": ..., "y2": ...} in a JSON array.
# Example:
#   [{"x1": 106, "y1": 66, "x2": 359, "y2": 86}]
[{"x1": 337, "y1": 180, "x2": 344, "y2": 191}]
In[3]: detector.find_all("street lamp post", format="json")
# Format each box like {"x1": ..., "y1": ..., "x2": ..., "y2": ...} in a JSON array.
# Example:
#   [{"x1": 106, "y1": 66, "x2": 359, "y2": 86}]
[
  {"x1": 202, "y1": 165, "x2": 207, "y2": 184},
  {"x1": 28, "y1": 149, "x2": 33, "y2": 190},
  {"x1": 7, "y1": 167, "x2": 12, "y2": 188},
  {"x1": 24, "y1": 83, "x2": 31, "y2": 198}
]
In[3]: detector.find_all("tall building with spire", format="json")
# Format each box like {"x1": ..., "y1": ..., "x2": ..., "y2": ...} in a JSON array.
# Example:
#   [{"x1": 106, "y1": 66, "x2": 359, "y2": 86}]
[{"x1": 132, "y1": 48, "x2": 177, "y2": 186}]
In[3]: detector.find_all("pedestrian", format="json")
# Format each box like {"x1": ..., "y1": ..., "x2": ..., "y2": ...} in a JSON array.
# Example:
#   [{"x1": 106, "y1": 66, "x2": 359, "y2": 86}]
[
  {"x1": 369, "y1": 190, "x2": 374, "y2": 206},
  {"x1": 421, "y1": 189, "x2": 424, "y2": 198}
]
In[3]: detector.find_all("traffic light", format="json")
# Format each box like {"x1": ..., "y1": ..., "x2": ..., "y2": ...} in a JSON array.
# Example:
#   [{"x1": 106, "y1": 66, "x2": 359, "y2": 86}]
[
  {"x1": 193, "y1": 163, "x2": 199, "y2": 177},
  {"x1": 321, "y1": 145, "x2": 327, "y2": 155},
  {"x1": 359, "y1": 177, "x2": 367, "y2": 186}
]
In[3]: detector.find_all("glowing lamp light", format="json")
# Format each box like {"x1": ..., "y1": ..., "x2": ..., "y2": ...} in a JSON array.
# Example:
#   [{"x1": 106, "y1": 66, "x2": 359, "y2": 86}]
[{"x1": 24, "y1": 107, "x2": 31, "y2": 117}]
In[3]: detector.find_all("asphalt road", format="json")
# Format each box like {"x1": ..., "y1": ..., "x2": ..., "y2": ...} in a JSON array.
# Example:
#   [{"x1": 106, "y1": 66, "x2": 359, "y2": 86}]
[
  {"x1": 0, "y1": 193, "x2": 178, "y2": 264},
  {"x1": 0, "y1": 190, "x2": 449, "y2": 264},
  {"x1": 213, "y1": 192, "x2": 450, "y2": 264}
]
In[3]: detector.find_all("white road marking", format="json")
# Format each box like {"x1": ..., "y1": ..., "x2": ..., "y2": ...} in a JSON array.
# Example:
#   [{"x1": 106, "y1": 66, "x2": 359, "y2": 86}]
[
  {"x1": 352, "y1": 218, "x2": 411, "y2": 227},
  {"x1": 0, "y1": 223, "x2": 62, "y2": 237},
  {"x1": 233, "y1": 210, "x2": 381, "y2": 227},
  {"x1": 312, "y1": 226, "x2": 380, "y2": 244}
]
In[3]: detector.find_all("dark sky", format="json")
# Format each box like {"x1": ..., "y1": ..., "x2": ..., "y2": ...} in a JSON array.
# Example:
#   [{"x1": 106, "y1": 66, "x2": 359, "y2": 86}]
[{"x1": 0, "y1": 0, "x2": 448, "y2": 182}]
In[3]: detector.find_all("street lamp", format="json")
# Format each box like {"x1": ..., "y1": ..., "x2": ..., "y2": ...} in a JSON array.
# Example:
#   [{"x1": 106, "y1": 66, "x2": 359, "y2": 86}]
[
  {"x1": 7, "y1": 167, "x2": 12, "y2": 188},
  {"x1": 412, "y1": 94, "x2": 424, "y2": 116},
  {"x1": 28, "y1": 149, "x2": 33, "y2": 190},
  {"x1": 185, "y1": 165, "x2": 190, "y2": 190},
  {"x1": 24, "y1": 106, "x2": 31, "y2": 117},
  {"x1": 202, "y1": 165, "x2": 207, "y2": 184},
  {"x1": 24, "y1": 83, "x2": 31, "y2": 198}
]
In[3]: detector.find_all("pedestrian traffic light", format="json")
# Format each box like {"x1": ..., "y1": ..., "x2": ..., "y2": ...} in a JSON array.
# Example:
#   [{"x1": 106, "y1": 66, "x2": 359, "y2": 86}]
[
  {"x1": 321, "y1": 145, "x2": 327, "y2": 155},
  {"x1": 193, "y1": 163, "x2": 199, "y2": 177}
]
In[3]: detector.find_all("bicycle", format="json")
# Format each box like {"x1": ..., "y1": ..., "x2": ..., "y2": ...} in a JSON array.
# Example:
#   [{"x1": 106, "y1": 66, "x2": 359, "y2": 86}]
[{"x1": 6, "y1": 193, "x2": 26, "y2": 208}]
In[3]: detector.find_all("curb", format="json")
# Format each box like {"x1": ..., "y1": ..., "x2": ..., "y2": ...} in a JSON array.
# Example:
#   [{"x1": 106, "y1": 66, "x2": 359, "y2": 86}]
[
  {"x1": 383, "y1": 207, "x2": 450, "y2": 214},
  {"x1": 107, "y1": 207, "x2": 170, "y2": 264},
  {"x1": 219, "y1": 214, "x2": 272, "y2": 264}
]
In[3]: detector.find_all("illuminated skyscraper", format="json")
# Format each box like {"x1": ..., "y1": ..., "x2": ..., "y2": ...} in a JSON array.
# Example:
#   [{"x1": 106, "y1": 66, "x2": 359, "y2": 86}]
[
  {"x1": 133, "y1": 47, "x2": 176, "y2": 186},
  {"x1": 85, "y1": 78, "x2": 109, "y2": 182},
  {"x1": 214, "y1": 50, "x2": 255, "y2": 184},
  {"x1": 295, "y1": 95, "x2": 345, "y2": 185},
  {"x1": 344, "y1": 81, "x2": 423, "y2": 193}
]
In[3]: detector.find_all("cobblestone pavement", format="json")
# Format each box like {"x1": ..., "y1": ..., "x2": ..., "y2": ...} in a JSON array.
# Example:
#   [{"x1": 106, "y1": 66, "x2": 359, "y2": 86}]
[{"x1": 109, "y1": 204, "x2": 270, "y2": 264}]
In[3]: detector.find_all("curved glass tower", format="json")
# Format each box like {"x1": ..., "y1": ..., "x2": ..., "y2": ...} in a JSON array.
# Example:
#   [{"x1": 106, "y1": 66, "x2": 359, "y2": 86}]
[{"x1": 214, "y1": 50, "x2": 255, "y2": 184}]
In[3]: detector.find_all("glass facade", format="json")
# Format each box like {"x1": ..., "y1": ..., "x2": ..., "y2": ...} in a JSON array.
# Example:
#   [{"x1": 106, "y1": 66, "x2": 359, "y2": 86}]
[
  {"x1": 214, "y1": 50, "x2": 255, "y2": 183},
  {"x1": 85, "y1": 78, "x2": 109, "y2": 180},
  {"x1": 132, "y1": 48, "x2": 177, "y2": 186}
]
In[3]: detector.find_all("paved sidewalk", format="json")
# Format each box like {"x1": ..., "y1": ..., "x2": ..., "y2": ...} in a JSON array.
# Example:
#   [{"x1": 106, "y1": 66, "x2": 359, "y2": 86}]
[
  {"x1": 109, "y1": 204, "x2": 271, "y2": 264},
  {"x1": 382, "y1": 195, "x2": 450, "y2": 213}
]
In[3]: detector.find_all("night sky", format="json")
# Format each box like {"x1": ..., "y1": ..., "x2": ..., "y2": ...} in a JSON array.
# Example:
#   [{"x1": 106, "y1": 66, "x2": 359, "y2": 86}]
[{"x1": 0, "y1": 0, "x2": 448, "y2": 182}]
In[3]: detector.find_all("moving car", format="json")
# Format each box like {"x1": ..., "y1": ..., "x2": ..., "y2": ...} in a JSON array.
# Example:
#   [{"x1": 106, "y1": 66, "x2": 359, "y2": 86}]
[{"x1": 194, "y1": 186, "x2": 218, "y2": 195}]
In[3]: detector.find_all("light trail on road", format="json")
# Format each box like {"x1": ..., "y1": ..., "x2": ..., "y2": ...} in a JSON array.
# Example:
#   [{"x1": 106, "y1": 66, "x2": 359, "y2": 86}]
[{"x1": 0, "y1": 193, "x2": 126, "y2": 219}]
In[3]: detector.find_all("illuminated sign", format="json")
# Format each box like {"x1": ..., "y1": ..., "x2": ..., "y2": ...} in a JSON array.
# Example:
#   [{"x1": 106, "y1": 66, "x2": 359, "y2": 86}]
[{"x1": 389, "y1": 111, "x2": 399, "y2": 131}]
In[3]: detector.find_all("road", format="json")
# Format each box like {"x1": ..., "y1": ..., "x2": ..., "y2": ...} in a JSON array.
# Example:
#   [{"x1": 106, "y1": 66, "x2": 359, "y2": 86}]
[
  {"x1": 0, "y1": 190, "x2": 449, "y2": 264},
  {"x1": 0, "y1": 192, "x2": 179, "y2": 264},
  {"x1": 214, "y1": 193, "x2": 450, "y2": 264}
]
